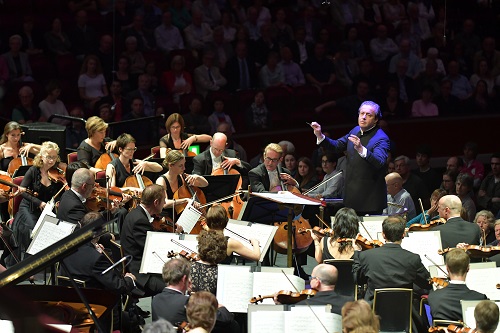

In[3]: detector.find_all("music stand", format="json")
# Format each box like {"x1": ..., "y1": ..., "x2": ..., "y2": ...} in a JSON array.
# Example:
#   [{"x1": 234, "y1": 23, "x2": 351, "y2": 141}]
[
  {"x1": 242, "y1": 192, "x2": 322, "y2": 267},
  {"x1": 202, "y1": 175, "x2": 241, "y2": 203}
]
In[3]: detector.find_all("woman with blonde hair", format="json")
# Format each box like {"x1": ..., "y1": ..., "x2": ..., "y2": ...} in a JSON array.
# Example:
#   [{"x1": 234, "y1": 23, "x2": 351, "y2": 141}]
[
  {"x1": 158, "y1": 113, "x2": 211, "y2": 159},
  {"x1": 342, "y1": 300, "x2": 380, "y2": 333},
  {"x1": 11, "y1": 141, "x2": 65, "y2": 261}
]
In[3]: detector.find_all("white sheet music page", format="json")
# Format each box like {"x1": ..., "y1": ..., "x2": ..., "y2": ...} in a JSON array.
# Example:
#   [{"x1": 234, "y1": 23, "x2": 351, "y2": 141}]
[
  {"x1": 401, "y1": 231, "x2": 444, "y2": 270},
  {"x1": 216, "y1": 265, "x2": 252, "y2": 313},
  {"x1": 31, "y1": 200, "x2": 56, "y2": 238},
  {"x1": 250, "y1": 311, "x2": 285, "y2": 332},
  {"x1": 175, "y1": 199, "x2": 202, "y2": 233},
  {"x1": 224, "y1": 219, "x2": 278, "y2": 262},
  {"x1": 27, "y1": 218, "x2": 75, "y2": 255},
  {"x1": 466, "y1": 267, "x2": 500, "y2": 300},
  {"x1": 286, "y1": 308, "x2": 341, "y2": 333},
  {"x1": 140, "y1": 232, "x2": 179, "y2": 274},
  {"x1": 252, "y1": 272, "x2": 305, "y2": 305},
  {"x1": 252, "y1": 192, "x2": 322, "y2": 205},
  {"x1": 359, "y1": 220, "x2": 384, "y2": 242}
]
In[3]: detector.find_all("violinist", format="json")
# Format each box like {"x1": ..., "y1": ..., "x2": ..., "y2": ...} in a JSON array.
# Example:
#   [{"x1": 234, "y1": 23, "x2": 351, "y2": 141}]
[
  {"x1": 155, "y1": 150, "x2": 208, "y2": 214},
  {"x1": 427, "y1": 248, "x2": 487, "y2": 322},
  {"x1": 405, "y1": 189, "x2": 447, "y2": 228},
  {"x1": 106, "y1": 133, "x2": 163, "y2": 194},
  {"x1": 192, "y1": 132, "x2": 251, "y2": 176},
  {"x1": 353, "y1": 215, "x2": 430, "y2": 302},
  {"x1": 294, "y1": 264, "x2": 353, "y2": 314},
  {"x1": 311, "y1": 207, "x2": 361, "y2": 263},
  {"x1": 305, "y1": 152, "x2": 343, "y2": 199},
  {"x1": 474, "y1": 210, "x2": 496, "y2": 245},
  {"x1": 76, "y1": 116, "x2": 117, "y2": 173},
  {"x1": 341, "y1": 300, "x2": 380, "y2": 333},
  {"x1": 191, "y1": 230, "x2": 227, "y2": 295},
  {"x1": 248, "y1": 143, "x2": 298, "y2": 193},
  {"x1": 10, "y1": 141, "x2": 65, "y2": 263},
  {"x1": 474, "y1": 300, "x2": 499, "y2": 333},
  {"x1": 204, "y1": 205, "x2": 260, "y2": 262},
  {"x1": 57, "y1": 168, "x2": 96, "y2": 224},
  {"x1": 159, "y1": 113, "x2": 211, "y2": 158},
  {"x1": 185, "y1": 291, "x2": 219, "y2": 333},
  {"x1": 152, "y1": 258, "x2": 235, "y2": 333}
]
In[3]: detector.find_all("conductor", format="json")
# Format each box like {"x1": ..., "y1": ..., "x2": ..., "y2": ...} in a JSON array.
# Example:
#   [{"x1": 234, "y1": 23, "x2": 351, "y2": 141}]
[{"x1": 311, "y1": 101, "x2": 390, "y2": 215}]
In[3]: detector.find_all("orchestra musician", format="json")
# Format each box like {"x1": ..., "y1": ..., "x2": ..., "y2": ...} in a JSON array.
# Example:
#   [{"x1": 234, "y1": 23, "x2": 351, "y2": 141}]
[
  {"x1": 305, "y1": 151, "x2": 343, "y2": 199},
  {"x1": 76, "y1": 116, "x2": 117, "y2": 173},
  {"x1": 120, "y1": 184, "x2": 166, "y2": 296},
  {"x1": 341, "y1": 300, "x2": 380, "y2": 333},
  {"x1": 427, "y1": 248, "x2": 487, "y2": 322},
  {"x1": 204, "y1": 205, "x2": 260, "y2": 262},
  {"x1": 474, "y1": 300, "x2": 499, "y2": 333},
  {"x1": 106, "y1": 133, "x2": 163, "y2": 193},
  {"x1": 310, "y1": 101, "x2": 390, "y2": 215},
  {"x1": 384, "y1": 172, "x2": 416, "y2": 220},
  {"x1": 192, "y1": 132, "x2": 251, "y2": 176},
  {"x1": 10, "y1": 141, "x2": 65, "y2": 263},
  {"x1": 474, "y1": 210, "x2": 496, "y2": 245},
  {"x1": 353, "y1": 215, "x2": 430, "y2": 302},
  {"x1": 185, "y1": 291, "x2": 219, "y2": 333},
  {"x1": 311, "y1": 207, "x2": 361, "y2": 263},
  {"x1": 248, "y1": 143, "x2": 298, "y2": 193},
  {"x1": 405, "y1": 188, "x2": 447, "y2": 227},
  {"x1": 151, "y1": 258, "x2": 235, "y2": 333},
  {"x1": 57, "y1": 168, "x2": 96, "y2": 224},
  {"x1": 155, "y1": 149, "x2": 208, "y2": 215},
  {"x1": 159, "y1": 113, "x2": 211, "y2": 158}
]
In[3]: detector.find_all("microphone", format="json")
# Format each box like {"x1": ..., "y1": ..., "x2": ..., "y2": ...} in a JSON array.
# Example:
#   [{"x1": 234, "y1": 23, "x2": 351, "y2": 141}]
[{"x1": 101, "y1": 255, "x2": 132, "y2": 275}]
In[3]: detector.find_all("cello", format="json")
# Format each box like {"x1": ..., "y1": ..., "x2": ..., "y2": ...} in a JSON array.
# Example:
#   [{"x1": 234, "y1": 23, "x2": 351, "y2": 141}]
[
  {"x1": 122, "y1": 153, "x2": 155, "y2": 208},
  {"x1": 95, "y1": 148, "x2": 119, "y2": 170},
  {"x1": 211, "y1": 158, "x2": 244, "y2": 219}
]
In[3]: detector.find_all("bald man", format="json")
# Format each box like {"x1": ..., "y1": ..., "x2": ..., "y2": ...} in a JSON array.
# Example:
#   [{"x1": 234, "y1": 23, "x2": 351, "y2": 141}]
[
  {"x1": 192, "y1": 132, "x2": 251, "y2": 176},
  {"x1": 432, "y1": 195, "x2": 481, "y2": 248},
  {"x1": 295, "y1": 264, "x2": 354, "y2": 314},
  {"x1": 384, "y1": 172, "x2": 416, "y2": 219}
]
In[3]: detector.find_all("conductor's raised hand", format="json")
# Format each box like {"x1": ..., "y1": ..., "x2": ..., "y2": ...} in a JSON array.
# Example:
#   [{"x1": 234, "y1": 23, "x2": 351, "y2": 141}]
[
  {"x1": 348, "y1": 134, "x2": 363, "y2": 154},
  {"x1": 310, "y1": 122, "x2": 323, "y2": 139}
]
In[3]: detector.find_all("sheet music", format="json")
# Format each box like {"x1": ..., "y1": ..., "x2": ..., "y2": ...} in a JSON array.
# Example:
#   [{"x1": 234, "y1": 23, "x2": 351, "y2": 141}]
[
  {"x1": 401, "y1": 231, "x2": 444, "y2": 270},
  {"x1": 250, "y1": 311, "x2": 285, "y2": 332},
  {"x1": 252, "y1": 272, "x2": 305, "y2": 305},
  {"x1": 27, "y1": 217, "x2": 75, "y2": 255},
  {"x1": 139, "y1": 232, "x2": 199, "y2": 274},
  {"x1": 217, "y1": 265, "x2": 252, "y2": 313},
  {"x1": 464, "y1": 302, "x2": 500, "y2": 333},
  {"x1": 176, "y1": 199, "x2": 202, "y2": 233},
  {"x1": 285, "y1": 309, "x2": 341, "y2": 333},
  {"x1": 466, "y1": 268, "x2": 500, "y2": 300},
  {"x1": 31, "y1": 200, "x2": 56, "y2": 238},
  {"x1": 225, "y1": 219, "x2": 278, "y2": 262},
  {"x1": 359, "y1": 220, "x2": 384, "y2": 241},
  {"x1": 252, "y1": 192, "x2": 322, "y2": 205}
]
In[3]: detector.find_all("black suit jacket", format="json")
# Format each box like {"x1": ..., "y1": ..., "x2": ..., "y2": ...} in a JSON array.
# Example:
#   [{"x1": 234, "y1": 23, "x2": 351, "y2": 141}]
[
  {"x1": 433, "y1": 217, "x2": 481, "y2": 249},
  {"x1": 295, "y1": 290, "x2": 354, "y2": 315},
  {"x1": 248, "y1": 163, "x2": 293, "y2": 193},
  {"x1": 192, "y1": 148, "x2": 251, "y2": 176},
  {"x1": 152, "y1": 287, "x2": 234, "y2": 328},
  {"x1": 57, "y1": 190, "x2": 87, "y2": 224},
  {"x1": 60, "y1": 242, "x2": 134, "y2": 293},
  {"x1": 353, "y1": 243, "x2": 430, "y2": 301},
  {"x1": 427, "y1": 283, "x2": 487, "y2": 321},
  {"x1": 120, "y1": 206, "x2": 154, "y2": 288},
  {"x1": 287, "y1": 40, "x2": 314, "y2": 66},
  {"x1": 225, "y1": 55, "x2": 258, "y2": 91}
]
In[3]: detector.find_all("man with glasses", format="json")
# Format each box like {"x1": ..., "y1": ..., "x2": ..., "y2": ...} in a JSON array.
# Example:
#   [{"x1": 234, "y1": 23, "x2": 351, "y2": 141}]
[
  {"x1": 477, "y1": 153, "x2": 500, "y2": 217},
  {"x1": 306, "y1": 151, "x2": 343, "y2": 199},
  {"x1": 384, "y1": 172, "x2": 416, "y2": 219},
  {"x1": 192, "y1": 132, "x2": 250, "y2": 176},
  {"x1": 311, "y1": 101, "x2": 390, "y2": 215},
  {"x1": 432, "y1": 195, "x2": 481, "y2": 249},
  {"x1": 248, "y1": 143, "x2": 298, "y2": 192}
]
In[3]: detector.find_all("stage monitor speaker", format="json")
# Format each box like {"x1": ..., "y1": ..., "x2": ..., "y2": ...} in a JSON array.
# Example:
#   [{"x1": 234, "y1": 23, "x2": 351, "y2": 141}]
[{"x1": 21, "y1": 122, "x2": 67, "y2": 158}]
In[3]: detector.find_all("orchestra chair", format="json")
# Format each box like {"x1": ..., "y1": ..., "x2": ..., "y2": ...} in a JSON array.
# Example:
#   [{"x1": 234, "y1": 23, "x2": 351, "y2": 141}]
[
  {"x1": 67, "y1": 152, "x2": 78, "y2": 164},
  {"x1": 373, "y1": 288, "x2": 413, "y2": 333},
  {"x1": 323, "y1": 259, "x2": 357, "y2": 299},
  {"x1": 151, "y1": 146, "x2": 160, "y2": 158},
  {"x1": 95, "y1": 170, "x2": 107, "y2": 187},
  {"x1": 419, "y1": 295, "x2": 432, "y2": 327}
]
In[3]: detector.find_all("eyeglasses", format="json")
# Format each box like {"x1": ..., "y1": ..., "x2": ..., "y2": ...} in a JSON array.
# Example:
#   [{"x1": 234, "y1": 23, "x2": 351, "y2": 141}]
[
  {"x1": 124, "y1": 147, "x2": 137, "y2": 152},
  {"x1": 45, "y1": 155, "x2": 58, "y2": 161},
  {"x1": 264, "y1": 157, "x2": 280, "y2": 163},
  {"x1": 321, "y1": 160, "x2": 331, "y2": 164},
  {"x1": 309, "y1": 275, "x2": 321, "y2": 282},
  {"x1": 212, "y1": 146, "x2": 225, "y2": 153}
]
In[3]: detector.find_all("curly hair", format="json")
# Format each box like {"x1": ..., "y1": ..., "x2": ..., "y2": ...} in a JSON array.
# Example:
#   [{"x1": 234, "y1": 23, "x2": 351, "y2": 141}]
[
  {"x1": 186, "y1": 291, "x2": 218, "y2": 331},
  {"x1": 33, "y1": 141, "x2": 60, "y2": 167},
  {"x1": 342, "y1": 300, "x2": 380, "y2": 333},
  {"x1": 197, "y1": 230, "x2": 227, "y2": 264}
]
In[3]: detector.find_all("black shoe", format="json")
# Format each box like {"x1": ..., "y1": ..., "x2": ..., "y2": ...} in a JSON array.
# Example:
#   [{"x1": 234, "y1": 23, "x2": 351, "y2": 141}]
[{"x1": 135, "y1": 305, "x2": 150, "y2": 318}]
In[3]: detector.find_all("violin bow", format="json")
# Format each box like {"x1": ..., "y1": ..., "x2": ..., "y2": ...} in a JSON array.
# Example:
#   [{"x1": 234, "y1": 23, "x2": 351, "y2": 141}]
[
  {"x1": 171, "y1": 239, "x2": 197, "y2": 254},
  {"x1": 303, "y1": 170, "x2": 342, "y2": 196},
  {"x1": 418, "y1": 198, "x2": 428, "y2": 224},
  {"x1": 224, "y1": 227, "x2": 252, "y2": 244},
  {"x1": 281, "y1": 270, "x2": 329, "y2": 333},
  {"x1": 424, "y1": 254, "x2": 449, "y2": 278},
  {"x1": 152, "y1": 251, "x2": 166, "y2": 264},
  {"x1": 358, "y1": 219, "x2": 375, "y2": 241},
  {"x1": 315, "y1": 214, "x2": 330, "y2": 229}
]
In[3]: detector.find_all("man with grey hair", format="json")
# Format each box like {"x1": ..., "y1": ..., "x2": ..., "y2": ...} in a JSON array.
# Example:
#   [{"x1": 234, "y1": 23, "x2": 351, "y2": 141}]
[
  {"x1": 394, "y1": 155, "x2": 430, "y2": 209},
  {"x1": 311, "y1": 101, "x2": 390, "y2": 215},
  {"x1": 433, "y1": 195, "x2": 481, "y2": 248},
  {"x1": 143, "y1": 319, "x2": 176, "y2": 333},
  {"x1": 384, "y1": 172, "x2": 416, "y2": 219},
  {"x1": 2, "y1": 34, "x2": 33, "y2": 82},
  {"x1": 57, "y1": 168, "x2": 95, "y2": 224}
]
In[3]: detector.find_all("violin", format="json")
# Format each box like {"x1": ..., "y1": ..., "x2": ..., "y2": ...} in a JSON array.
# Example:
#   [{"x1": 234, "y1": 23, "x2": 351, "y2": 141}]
[
  {"x1": 152, "y1": 215, "x2": 175, "y2": 232},
  {"x1": 47, "y1": 162, "x2": 69, "y2": 189},
  {"x1": 167, "y1": 250, "x2": 200, "y2": 262},
  {"x1": 407, "y1": 218, "x2": 447, "y2": 232},
  {"x1": 438, "y1": 246, "x2": 500, "y2": 258},
  {"x1": 250, "y1": 289, "x2": 317, "y2": 305},
  {"x1": 447, "y1": 324, "x2": 477, "y2": 333},
  {"x1": 429, "y1": 277, "x2": 449, "y2": 288},
  {"x1": 298, "y1": 226, "x2": 334, "y2": 239},
  {"x1": 85, "y1": 185, "x2": 134, "y2": 211},
  {"x1": 0, "y1": 174, "x2": 37, "y2": 197}
]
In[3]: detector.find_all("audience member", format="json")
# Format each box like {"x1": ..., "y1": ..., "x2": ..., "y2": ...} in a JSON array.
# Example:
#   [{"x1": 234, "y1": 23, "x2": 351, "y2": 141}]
[
  {"x1": 259, "y1": 51, "x2": 284, "y2": 88},
  {"x1": 442, "y1": 169, "x2": 458, "y2": 195},
  {"x1": 287, "y1": 26, "x2": 314, "y2": 66},
  {"x1": 303, "y1": 42, "x2": 335, "y2": 92},
  {"x1": 184, "y1": 10, "x2": 213, "y2": 51},
  {"x1": 123, "y1": 15, "x2": 155, "y2": 51},
  {"x1": 204, "y1": 26, "x2": 234, "y2": 69},
  {"x1": 384, "y1": 172, "x2": 416, "y2": 219},
  {"x1": 38, "y1": 80, "x2": 70, "y2": 126},
  {"x1": 44, "y1": 17, "x2": 72, "y2": 56},
  {"x1": 270, "y1": 8, "x2": 293, "y2": 47},
  {"x1": 389, "y1": 39, "x2": 422, "y2": 79},
  {"x1": 19, "y1": 15, "x2": 45, "y2": 56},
  {"x1": 122, "y1": 36, "x2": 146, "y2": 74},
  {"x1": 154, "y1": 11, "x2": 185, "y2": 54},
  {"x1": 207, "y1": 99, "x2": 234, "y2": 136},
  {"x1": 245, "y1": 91, "x2": 270, "y2": 131},
  {"x1": 169, "y1": 0, "x2": 192, "y2": 30},
  {"x1": 461, "y1": 141, "x2": 485, "y2": 189},
  {"x1": 295, "y1": 157, "x2": 317, "y2": 191},
  {"x1": 127, "y1": 74, "x2": 157, "y2": 117},
  {"x1": 194, "y1": 51, "x2": 227, "y2": 98},
  {"x1": 369, "y1": 24, "x2": 398, "y2": 64},
  {"x1": 225, "y1": 42, "x2": 257, "y2": 91},
  {"x1": 192, "y1": 0, "x2": 221, "y2": 28},
  {"x1": 78, "y1": 55, "x2": 108, "y2": 110},
  {"x1": 279, "y1": 46, "x2": 305, "y2": 87},
  {"x1": 445, "y1": 60, "x2": 473, "y2": 100},
  {"x1": 2, "y1": 35, "x2": 33, "y2": 82},
  {"x1": 434, "y1": 79, "x2": 460, "y2": 115},
  {"x1": 394, "y1": 155, "x2": 430, "y2": 209},
  {"x1": 411, "y1": 86, "x2": 438, "y2": 117},
  {"x1": 183, "y1": 97, "x2": 211, "y2": 135},
  {"x1": 113, "y1": 55, "x2": 136, "y2": 95},
  {"x1": 413, "y1": 144, "x2": 442, "y2": 193},
  {"x1": 253, "y1": 23, "x2": 279, "y2": 67},
  {"x1": 11, "y1": 86, "x2": 40, "y2": 124},
  {"x1": 477, "y1": 153, "x2": 500, "y2": 216},
  {"x1": 68, "y1": 10, "x2": 98, "y2": 61}
]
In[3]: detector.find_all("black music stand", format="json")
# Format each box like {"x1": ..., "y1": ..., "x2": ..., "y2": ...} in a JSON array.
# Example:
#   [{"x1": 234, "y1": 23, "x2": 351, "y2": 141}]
[
  {"x1": 239, "y1": 196, "x2": 290, "y2": 223},
  {"x1": 201, "y1": 175, "x2": 241, "y2": 203}
]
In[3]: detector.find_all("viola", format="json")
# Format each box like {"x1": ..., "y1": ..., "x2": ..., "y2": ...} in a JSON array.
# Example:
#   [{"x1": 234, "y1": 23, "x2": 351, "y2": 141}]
[
  {"x1": 447, "y1": 324, "x2": 477, "y2": 333},
  {"x1": 167, "y1": 250, "x2": 200, "y2": 262},
  {"x1": 47, "y1": 162, "x2": 68, "y2": 189},
  {"x1": 407, "y1": 218, "x2": 446, "y2": 232},
  {"x1": 429, "y1": 277, "x2": 449, "y2": 288},
  {"x1": 152, "y1": 215, "x2": 175, "y2": 232},
  {"x1": 0, "y1": 174, "x2": 37, "y2": 197},
  {"x1": 85, "y1": 185, "x2": 134, "y2": 211},
  {"x1": 250, "y1": 289, "x2": 317, "y2": 305}
]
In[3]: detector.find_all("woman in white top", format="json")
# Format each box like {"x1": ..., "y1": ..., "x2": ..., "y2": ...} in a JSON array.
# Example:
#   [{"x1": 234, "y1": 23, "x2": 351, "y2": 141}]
[{"x1": 78, "y1": 55, "x2": 108, "y2": 110}]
